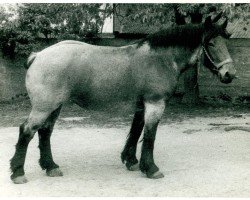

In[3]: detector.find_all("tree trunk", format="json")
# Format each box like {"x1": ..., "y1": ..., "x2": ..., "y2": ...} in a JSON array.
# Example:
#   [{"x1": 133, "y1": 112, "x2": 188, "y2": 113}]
[
  {"x1": 174, "y1": 6, "x2": 186, "y2": 25},
  {"x1": 181, "y1": 64, "x2": 200, "y2": 105},
  {"x1": 174, "y1": 6, "x2": 202, "y2": 105}
]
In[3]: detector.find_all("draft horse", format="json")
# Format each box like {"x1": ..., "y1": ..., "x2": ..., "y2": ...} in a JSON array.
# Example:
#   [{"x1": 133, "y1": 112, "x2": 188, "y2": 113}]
[{"x1": 10, "y1": 14, "x2": 236, "y2": 183}]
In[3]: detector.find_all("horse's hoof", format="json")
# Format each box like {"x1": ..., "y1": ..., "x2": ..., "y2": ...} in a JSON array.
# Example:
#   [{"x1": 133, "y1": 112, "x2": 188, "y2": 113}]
[
  {"x1": 46, "y1": 168, "x2": 63, "y2": 177},
  {"x1": 12, "y1": 175, "x2": 28, "y2": 184},
  {"x1": 147, "y1": 171, "x2": 164, "y2": 179},
  {"x1": 128, "y1": 163, "x2": 139, "y2": 171}
]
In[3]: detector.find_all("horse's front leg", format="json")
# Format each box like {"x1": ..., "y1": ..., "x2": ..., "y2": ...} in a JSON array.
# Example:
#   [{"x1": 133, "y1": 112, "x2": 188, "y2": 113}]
[
  {"x1": 139, "y1": 98, "x2": 165, "y2": 179},
  {"x1": 121, "y1": 97, "x2": 144, "y2": 171}
]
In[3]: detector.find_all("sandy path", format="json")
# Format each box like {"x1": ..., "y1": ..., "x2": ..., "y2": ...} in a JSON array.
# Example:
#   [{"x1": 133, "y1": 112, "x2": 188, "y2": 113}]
[{"x1": 0, "y1": 115, "x2": 250, "y2": 197}]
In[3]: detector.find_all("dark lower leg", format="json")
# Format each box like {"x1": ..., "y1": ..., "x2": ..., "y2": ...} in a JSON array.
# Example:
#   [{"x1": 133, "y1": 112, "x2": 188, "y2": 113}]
[
  {"x1": 38, "y1": 128, "x2": 59, "y2": 172},
  {"x1": 139, "y1": 99, "x2": 165, "y2": 178},
  {"x1": 38, "y1": 106, "x2": 61, "y2": 172},
  {"x1": 10, "y1": 122, "x2": 33, "y2": 179},
  {"x1": 139, "y1": 123, "x2": 159, "y2": 177},
  {"x1": 121, "y1": 99, "x2": 144, "y2": 169}
]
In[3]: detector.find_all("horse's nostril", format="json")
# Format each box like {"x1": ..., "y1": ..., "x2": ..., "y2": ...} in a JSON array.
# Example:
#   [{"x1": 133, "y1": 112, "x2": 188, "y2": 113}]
[
  {"x1": 224, "y1": 71, "x2": 235, "y2": 80},
  {"x1": 225, "y1": 72, "x2": 230, "y2": 78},
  {"x1": 220, "y1": 71, "x2": 235, "y2": 84}
]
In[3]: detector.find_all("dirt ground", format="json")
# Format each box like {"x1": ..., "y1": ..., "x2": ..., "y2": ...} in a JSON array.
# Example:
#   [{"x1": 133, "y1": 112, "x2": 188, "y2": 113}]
[{"x1": 0, "y1": 100, "x2": 250, "y2": 197}]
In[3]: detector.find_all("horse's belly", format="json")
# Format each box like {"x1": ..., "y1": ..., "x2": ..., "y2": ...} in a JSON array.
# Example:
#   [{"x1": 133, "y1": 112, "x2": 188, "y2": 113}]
[
  {"x1": 72, "y1": 82, "x2": 135, "y2": 108},
  {"x1": 71, "y1": 56, "x2": 136, "y2": 106}
]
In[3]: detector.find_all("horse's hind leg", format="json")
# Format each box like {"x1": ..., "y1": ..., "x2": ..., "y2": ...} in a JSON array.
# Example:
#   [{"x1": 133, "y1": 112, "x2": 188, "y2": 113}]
[
  {"x1": 121, "y1": 97, "x2": 144, "y2": 171},
  {"x1": 10, "y1": 108, "x2": 58, "y2": 184},
  {"x1": 38, "y1": 106, "x2": 63, "y2": 177},
  {"x1": 139, "y1": 98, "x2": 165, "y2": 179}
]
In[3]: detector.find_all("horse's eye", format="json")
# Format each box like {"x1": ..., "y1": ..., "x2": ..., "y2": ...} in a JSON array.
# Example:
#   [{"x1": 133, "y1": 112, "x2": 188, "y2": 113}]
[{"x1": 208, "y1": 42, "x2": 215, "y2": 47}]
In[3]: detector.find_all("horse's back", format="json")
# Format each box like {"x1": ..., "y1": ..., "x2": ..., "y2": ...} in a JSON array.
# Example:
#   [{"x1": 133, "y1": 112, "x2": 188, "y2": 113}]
[{"x1": 26, "y1": 40, "x2": 137, "y2": 108}]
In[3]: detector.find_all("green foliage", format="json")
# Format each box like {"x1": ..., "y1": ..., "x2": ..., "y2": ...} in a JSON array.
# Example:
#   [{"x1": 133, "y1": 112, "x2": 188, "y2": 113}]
[
  {"x1": 17, "y1": 3, "x2": 113, "y2": 38},
  {"x1": 129, "y1": 4, "x2": 174, "y2": 24},
  {"x1": 0, "y1": 4, "x2": 17, "y2": 23},
  {"x1": 0, "y1": 3, "x2": 113, "y2": 59},
  {"x1": 116, "y1": 3, "x2": 250, "y2": 25}
]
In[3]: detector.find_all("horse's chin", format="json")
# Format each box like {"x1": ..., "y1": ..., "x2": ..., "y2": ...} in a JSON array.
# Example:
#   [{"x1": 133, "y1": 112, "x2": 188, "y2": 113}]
[{"x1": 219, "y1": 76, "x2": 233, "y2": 84}]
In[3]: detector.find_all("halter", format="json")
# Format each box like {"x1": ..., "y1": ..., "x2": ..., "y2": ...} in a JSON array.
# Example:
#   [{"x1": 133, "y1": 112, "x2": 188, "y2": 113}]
[{"x1": 202, "y1": 45, "x2": 233, "y2": 72}]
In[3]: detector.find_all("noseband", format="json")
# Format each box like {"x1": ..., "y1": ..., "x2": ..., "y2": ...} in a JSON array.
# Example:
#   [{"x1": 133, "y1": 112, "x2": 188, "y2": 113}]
[{"x1": 202, "y1": 45, "x2": 233, "y2": 72}]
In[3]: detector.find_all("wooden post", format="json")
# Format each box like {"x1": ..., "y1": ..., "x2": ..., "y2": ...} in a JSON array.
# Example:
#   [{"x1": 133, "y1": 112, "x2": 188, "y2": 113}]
[{"x1": 182, "y1": 64, "x2": 200, "y2": 105}]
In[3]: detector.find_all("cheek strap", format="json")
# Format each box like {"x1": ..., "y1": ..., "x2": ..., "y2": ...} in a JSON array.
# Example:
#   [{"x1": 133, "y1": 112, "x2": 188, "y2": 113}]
[
  {"x1": 216, "y1": 58, "x2": 233, "y2": 70},
  {"x1": 202, "y1": 46, "x2": 233, "y2": 70}
]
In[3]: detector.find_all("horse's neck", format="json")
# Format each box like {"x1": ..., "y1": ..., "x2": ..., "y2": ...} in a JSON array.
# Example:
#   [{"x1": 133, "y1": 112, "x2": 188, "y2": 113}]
[
  {"x1": 187, "y1": 45, "x2": 203, "y2": 66},
  {"x1": 177, "y1": 45, "x2": 203, "y2": 75},
  {"x1": 135, "y1": 42, "x2": 203, "y2": 77}
]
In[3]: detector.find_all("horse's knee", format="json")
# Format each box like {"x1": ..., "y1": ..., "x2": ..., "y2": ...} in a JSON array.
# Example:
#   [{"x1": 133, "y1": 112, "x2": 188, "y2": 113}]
[
  {"x1": 144, "y1": 99, "x2": 165, "y2": 122},
  {"x1": 144, "y1": 99, "x2": 165, "y2": 130}
]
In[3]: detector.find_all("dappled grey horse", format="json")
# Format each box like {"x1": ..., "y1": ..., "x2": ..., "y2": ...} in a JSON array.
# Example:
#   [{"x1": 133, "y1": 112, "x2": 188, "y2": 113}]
[{"x1": 10, "y1": 14, "x2": 236, "y2": 184}]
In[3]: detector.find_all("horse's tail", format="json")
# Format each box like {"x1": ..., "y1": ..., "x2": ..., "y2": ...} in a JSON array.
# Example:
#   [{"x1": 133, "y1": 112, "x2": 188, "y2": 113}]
[{"x1": 26, "y1": 52, "x2": 37, "y2": 69}]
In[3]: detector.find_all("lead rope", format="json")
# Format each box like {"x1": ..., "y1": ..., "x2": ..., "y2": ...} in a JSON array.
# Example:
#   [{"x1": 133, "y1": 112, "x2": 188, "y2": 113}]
[{"x1": 193, "y1": 46, "x2": 203, "y2": 89}]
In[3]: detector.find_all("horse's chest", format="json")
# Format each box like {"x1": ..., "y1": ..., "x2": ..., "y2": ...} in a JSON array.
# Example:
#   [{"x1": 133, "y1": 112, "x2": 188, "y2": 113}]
[{"x1": 131, "y1": 55, "x2": 178, "y2": 98}]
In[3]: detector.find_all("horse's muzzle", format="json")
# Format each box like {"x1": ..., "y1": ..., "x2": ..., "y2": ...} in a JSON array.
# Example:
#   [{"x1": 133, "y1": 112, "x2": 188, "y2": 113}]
[{"x1": 219, "y1": 63, "x2": 236, "y2": 84}]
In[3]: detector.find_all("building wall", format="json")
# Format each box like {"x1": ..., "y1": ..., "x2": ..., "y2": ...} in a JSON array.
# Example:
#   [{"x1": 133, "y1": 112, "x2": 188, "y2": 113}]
[{"x1": 0, "y1": 54, "x2": 27, "y2": 102}]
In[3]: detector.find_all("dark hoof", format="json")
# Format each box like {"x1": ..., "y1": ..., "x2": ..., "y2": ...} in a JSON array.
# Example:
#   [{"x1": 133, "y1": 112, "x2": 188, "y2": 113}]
[
  {"x1": 127, "y1": 163, "x2": 139, "y2": 171},
  {"x1": 46, "y1": 168, "x2": 63, "y2": 177},
  {"x1": 147, "y1": 171, "x2": 164, "y2": 179},
  {"x1": 121, "y1": 152, "x2": 139, "y2": 171},
  {"x1": 11, "y1": 175, "x2": 28, "y2": 184}
]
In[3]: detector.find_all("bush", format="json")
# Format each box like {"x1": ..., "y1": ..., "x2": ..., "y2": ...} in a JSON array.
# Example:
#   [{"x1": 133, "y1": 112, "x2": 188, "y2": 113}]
[{"x1": 0, "y1": 3, "x2": 112, "y2": 62}]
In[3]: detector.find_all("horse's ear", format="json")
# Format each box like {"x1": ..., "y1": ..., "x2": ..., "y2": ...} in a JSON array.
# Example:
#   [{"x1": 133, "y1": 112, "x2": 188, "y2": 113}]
[
  {"x1": 204, "y1": 16, "x2": 212, "y2": 29},
  {"x1": 224, "y1": 30, "x2": 232, "y2": 39},
  {"x1": 212, "y1": 11, "x2": 223, "y2": 23},
  {"x1": 221, "y1": 18, "x2": 228, "y2": 29}
]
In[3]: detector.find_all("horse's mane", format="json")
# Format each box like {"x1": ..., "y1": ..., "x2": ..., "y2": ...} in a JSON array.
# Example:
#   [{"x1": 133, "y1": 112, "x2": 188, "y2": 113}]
[{"x1": 138, "y1": 23, "x2": 205, "y2": 49}]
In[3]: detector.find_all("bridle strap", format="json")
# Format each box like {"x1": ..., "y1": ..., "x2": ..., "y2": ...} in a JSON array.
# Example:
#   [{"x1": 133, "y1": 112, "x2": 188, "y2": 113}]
[
  {"x1": 202, "y1": 45, "x2": 233, "y2": 70},
  {"x1": 216, "y1": 58, "x2": 234, "y2": 68}
]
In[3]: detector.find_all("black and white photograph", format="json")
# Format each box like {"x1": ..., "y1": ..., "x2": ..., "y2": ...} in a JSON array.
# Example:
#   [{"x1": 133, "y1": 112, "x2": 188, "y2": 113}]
[{"x1": 0, "y1": 1, "x2": 249, "y2": 197}]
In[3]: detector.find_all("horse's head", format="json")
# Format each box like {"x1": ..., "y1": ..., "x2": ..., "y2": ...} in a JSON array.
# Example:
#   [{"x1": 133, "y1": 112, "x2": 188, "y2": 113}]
[{"x1": 202, "y1": 13, "x2": 236, "y2": 84}]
